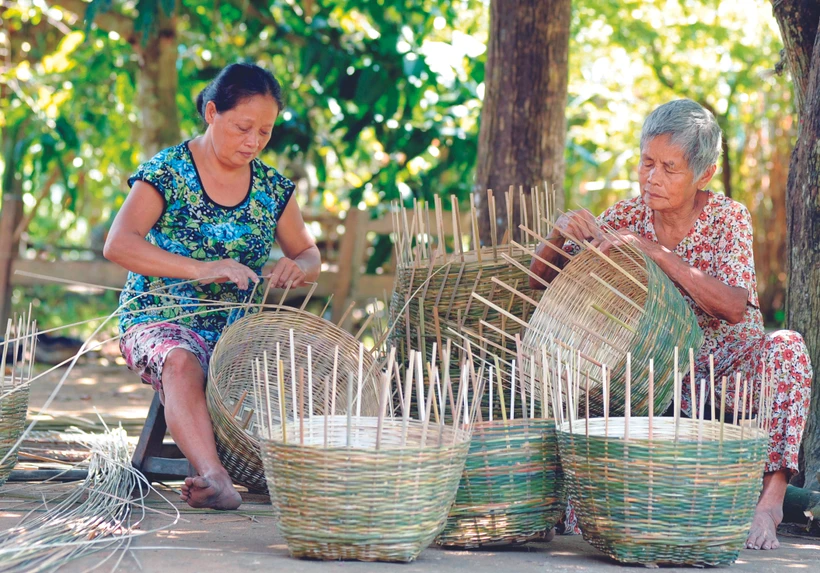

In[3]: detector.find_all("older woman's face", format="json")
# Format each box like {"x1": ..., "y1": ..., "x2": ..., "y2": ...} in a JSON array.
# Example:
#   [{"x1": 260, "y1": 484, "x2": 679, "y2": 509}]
[
  {"x1": 638, "y1": 134, "x2": 698, "y2": 212},
  {"x1": 206, "y1": 94, "x2": 279, "y2": 167}
]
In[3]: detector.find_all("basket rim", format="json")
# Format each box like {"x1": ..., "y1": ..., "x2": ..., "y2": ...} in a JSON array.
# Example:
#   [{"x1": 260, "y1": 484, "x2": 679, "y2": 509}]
[{"x1": 557, "y1": 416, "x2": 769, "y2": 444}]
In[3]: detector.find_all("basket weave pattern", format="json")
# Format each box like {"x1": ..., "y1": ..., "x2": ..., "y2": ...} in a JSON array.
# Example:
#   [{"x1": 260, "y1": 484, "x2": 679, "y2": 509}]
[
  {"x1": 0, "y1": 385, "x2": 29, "y2": 487},
  {"x1": 557, "y1": 418, "x2": 767, "y2": 566},
  {"x1": 437, "y1": 418, "x2": 564, "y2": 547},
  {"x1": 261, "y1": 417, "x2": 470, "y2": 562},
  {"x1": 524, "y1": 249, "x2": 703, "y2": 417},
  {"x1": 389, "y1": 248, "x2": 540, "y2": 376},
  {"x1": 207, "y1": 309, "x2": 381, "y2": 491}
]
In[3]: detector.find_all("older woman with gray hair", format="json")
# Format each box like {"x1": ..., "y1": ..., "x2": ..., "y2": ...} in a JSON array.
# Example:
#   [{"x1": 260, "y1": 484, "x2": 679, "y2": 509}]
[{"x1": 530, "y1": 99, "x2": 812, "y2": 551}]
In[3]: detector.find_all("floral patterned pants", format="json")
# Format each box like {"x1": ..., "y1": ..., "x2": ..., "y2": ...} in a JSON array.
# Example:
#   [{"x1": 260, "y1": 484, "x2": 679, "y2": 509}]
[
  {"x1": 682, "y1": 330, "x2": 813, "y2": 474},
  {"x1": 120, "y1": 322, "x2": 215, "y2": 403}
]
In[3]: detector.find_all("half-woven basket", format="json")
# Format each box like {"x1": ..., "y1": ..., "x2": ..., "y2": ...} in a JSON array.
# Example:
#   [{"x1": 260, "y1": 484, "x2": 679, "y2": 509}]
[
  {"x1": 207, "y1": 308, "x2": 381, "y2": 492},
  {"x1": 0, "y1": 384, "x2": 29, "y2": 487},
  {"x1": 523, "y1": 247, "x2": 703, "y2": 417},
  {"x1": 261, "y1": 416, "x2": 470, "y2": 562},
  {"x1": 557, "y1": 417, "x2": 767, "y2": 566}
]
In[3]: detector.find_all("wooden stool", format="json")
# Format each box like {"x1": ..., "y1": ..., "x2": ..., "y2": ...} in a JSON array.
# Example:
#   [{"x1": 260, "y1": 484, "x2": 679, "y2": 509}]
[{"x1": 131, "y1": 393, "x2": 194, "y2": 481}]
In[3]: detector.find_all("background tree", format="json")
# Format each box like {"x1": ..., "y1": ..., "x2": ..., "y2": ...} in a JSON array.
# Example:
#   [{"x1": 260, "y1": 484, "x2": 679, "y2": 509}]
[
  {"x1": 771, "y1": 0, "x2": 820, "y2": 490},
  {"x1": 473, "y1": 0, "x2": 571, "y2": 241}
]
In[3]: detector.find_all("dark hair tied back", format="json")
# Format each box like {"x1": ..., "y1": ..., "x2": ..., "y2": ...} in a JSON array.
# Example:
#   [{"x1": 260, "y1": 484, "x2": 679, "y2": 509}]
[{"x1": 195, "y1": 63, "x2": 283, "y2": 120}]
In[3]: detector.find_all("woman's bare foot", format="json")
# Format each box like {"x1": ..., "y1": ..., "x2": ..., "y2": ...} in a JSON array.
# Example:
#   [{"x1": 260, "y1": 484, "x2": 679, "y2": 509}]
[
  {"x1": 746, "y1": 469, "x2": 788, "y2": 550},
  {"x1": 180, "y1": 471, "x2": 242, "y2": 510},
  {"x1": 746, "y1": 505, "x2": 782, "y2": 550}
]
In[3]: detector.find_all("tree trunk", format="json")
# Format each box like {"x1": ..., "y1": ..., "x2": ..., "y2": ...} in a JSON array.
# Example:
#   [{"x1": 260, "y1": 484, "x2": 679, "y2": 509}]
[
  {"x1": 136, "y1": 13, "x2": 181, "y2": 158},
  {"x1": 474, "y1": 0, "x2": 571, "y2": 243},
  {"x1": 772, "y1": 0, "x2": 820, "y2": 489},
  {"x1": 0, "y1": 193, "x2": 23, "y2": 329}
]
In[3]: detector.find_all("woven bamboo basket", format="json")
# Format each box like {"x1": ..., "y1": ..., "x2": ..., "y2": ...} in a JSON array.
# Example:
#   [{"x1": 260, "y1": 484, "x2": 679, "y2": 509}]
[
  {"x1": 523, "y1": 247, "x2": 703, "y2": 417},
  {"x1": 387, "y1": 189, "x2": 553, "y2": 381},
  {"x1": 0, "y1": 384, "x2": 29, "y2": 487},
  {"x1": 389, "y1": 246, "x2": 541, "y2": 378},
  {"x1": 557, "y1": 417, "x2": 768, "y2": 566},
  {"x1": 261, "y1": 417, "x2": 471, "y2": 562},
  {"x1": 207, "y1": 308, "x2": 381, "y2": 491},
  {"x1": 436, "y1": 418, "x2": 564, "y2": 547}
]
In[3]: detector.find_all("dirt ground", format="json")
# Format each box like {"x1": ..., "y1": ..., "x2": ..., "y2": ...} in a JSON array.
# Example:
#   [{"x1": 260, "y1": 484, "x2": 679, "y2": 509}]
[{"x1": 0, "y1": 361, "x2": 818, "y2": 572}]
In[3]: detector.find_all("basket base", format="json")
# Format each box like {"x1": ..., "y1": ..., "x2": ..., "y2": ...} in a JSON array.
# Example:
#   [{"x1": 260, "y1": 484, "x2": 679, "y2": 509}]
[
  {"x1": 437, "y1": 514, "x2": 554, "y2": 549},
  {"x1": 585, "y1": 534, "x2": 742, "y2": 567},
  {"x1": 286, "y1": 541, "x2": 425, "y2": 563}
]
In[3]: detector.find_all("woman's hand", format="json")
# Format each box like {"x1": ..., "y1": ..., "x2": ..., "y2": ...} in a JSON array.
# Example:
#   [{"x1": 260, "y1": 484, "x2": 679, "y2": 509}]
[
  {"x1": 197, "y1": 259, "x2": 260, "y2": 290},
  {"x1": 594, "y1": 229, "x2": 658, "y2": 259},
  {"x1": 551, "y1": 209, "x2": 605, "y2": 244},
  {"x1": 267, "y1": 257, "x2": 309, "y2": 289}
]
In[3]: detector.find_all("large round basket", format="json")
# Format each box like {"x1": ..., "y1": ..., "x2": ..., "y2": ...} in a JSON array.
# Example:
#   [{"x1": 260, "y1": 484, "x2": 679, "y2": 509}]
[
  {"x1": 436, "y1": 418, "x2": 564, "y2": 547},
  {"x1": 523, "y1": 247, "x2": 703, "y2": 417},
  {"x1": 557, "y1": 417, "x2": 767, "y2": 566},
  {"x1": 0, "y1": 384, "x2": 30, "y2": 487},
  {"x1": 261, "y1": 416, "x2": 470, "y2": 562},
  {"x1": 207, "y1": 308, "x2": 381, "y2": 492}
]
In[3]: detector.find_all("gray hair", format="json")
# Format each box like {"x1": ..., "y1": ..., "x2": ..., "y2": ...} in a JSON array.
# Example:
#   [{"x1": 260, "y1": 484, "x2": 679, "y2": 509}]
[{"x1": 640, "y1": 99, "x2": 722, "y2": 180}]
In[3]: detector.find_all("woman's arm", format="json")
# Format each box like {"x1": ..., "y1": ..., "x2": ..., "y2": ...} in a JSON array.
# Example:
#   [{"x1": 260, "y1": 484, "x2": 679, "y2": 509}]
[
  {"x1": 103, "y1": 181, "x2": 260, "y2": 290},
  {"x1": 265, "y1": 198, "x2": 321, "y2": 288},
  {"x1": 600, "y1": 231, "x2": 748, "y2": 325}
]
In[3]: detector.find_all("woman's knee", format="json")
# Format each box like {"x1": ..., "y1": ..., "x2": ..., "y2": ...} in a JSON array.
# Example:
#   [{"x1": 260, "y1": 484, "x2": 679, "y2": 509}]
[{"x1": 162, "y1": 349, "x2": 206, "y2": 388}]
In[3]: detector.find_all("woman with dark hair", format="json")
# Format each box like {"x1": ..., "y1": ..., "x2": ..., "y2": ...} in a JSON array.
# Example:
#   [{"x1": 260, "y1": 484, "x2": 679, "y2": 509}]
[{"x1": 104, "y1": 63, "x2": 320, "y2": 510}]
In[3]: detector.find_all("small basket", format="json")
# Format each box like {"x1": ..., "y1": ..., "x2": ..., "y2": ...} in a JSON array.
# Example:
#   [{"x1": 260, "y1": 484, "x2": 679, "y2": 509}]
[
  {"x1": 207, "y1": 308, "x2": 381, "y2": 492},
  {"x1": 0, "y1": 384, "x2": 29, "y2": 487},
  {"x1": 437, "y1": 418, "x2": 564, "y2": 547},
  {"x1": 557, "y1": 417, "x2": 767, "y2": 566},
  {"x1": 261, "y1": 416, "x2": 470, "y2": 562}
]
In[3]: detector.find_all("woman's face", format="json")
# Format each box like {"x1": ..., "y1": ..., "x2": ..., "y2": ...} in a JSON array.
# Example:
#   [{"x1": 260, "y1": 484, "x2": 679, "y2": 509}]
[
  {"x1": 638, "y1": 134, "x2": 699, "y2": 212},
  {"x1": 205, "y1": 94, "x2": 279, "y2": 167}
]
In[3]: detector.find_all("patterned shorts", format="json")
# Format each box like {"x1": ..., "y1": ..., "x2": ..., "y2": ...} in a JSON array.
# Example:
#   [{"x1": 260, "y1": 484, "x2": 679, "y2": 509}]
[{"x1": 120, "y1": 322, "x2": 214, "y2": 402}]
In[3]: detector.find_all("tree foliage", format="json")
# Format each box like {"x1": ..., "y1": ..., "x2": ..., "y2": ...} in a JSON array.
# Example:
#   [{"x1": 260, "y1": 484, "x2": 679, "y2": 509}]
[{"x1": 0, "y1": 0, "x2": 797, "y2": 331}]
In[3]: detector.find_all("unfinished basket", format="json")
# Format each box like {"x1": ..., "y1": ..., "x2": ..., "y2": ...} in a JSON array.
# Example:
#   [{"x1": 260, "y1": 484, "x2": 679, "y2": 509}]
[
  {"x1": 436, "y1": 418, "x2": 563, "y2": 547},
  {"x1": 0, "y1": 312, "x2": 37, "y2": 487},
  {"x1": 0, "y1": 385, "x2": 29, "y2": 487},
  {"x1": 261, "y1": 417, "x2": 470, "y2": 562},
  {"x1": 207, "y1": 307, "x2": 381, "y2": 491},
  {"x1": 522, "y1": 246, "x2": 703, "y2": 417},
  {"x1": 557, "y1": 417, "x2": 767, "y2": 566},
  {"x1": 388, "y1": 189, "x2": 551, "y2": 380}
]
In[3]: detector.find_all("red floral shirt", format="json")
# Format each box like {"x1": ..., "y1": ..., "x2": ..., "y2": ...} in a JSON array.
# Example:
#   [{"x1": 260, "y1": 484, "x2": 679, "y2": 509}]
[{"x1": 595, "y1": 190, "x2": 764, "y2": 371}]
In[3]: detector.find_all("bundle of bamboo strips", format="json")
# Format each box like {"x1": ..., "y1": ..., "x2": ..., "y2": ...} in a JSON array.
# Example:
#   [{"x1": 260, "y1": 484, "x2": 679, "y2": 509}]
[
  {"x1": 556, "y1": 350, "x2": 771, "y2": 566},
  {"x1": 0, "y1": 424, "x2": 180, "y2": 572},
  {"x1": 256, "y1": 342, "x2": 485, "y2": 562},
  {"x1": 387, "y1": 186, "x2": 554, "y2": 381}
]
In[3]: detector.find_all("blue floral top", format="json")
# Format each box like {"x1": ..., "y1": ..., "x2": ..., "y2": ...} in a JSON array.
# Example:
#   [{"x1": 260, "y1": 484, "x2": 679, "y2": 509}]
[{"x1": 118, "y1": 141, "x2": 294, "y2": 344}]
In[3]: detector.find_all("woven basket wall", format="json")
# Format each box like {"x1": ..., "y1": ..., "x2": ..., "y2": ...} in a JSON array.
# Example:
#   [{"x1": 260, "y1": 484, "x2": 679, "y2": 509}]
[
  {"x1": 0, "y1": 384, "x2": 29, "y2": 487},
  {"x1": 207, "y1": 308, "x2": 381, "y2": 492},
  {"x1": 388, "y1": 245, "x2": 541, "y2": 381},
  {"x1": 523, "y1": 248, "x2": 703, "y2": 417},
  {"x1": 436, "y1": 418, "x2": 564, "y2": 547},
  {"x1": 557, "y1": 417, "x2": 767, "y2": 566},
  {"x1": 261, "y1": 416, "x2": 470, "y2": 562}
]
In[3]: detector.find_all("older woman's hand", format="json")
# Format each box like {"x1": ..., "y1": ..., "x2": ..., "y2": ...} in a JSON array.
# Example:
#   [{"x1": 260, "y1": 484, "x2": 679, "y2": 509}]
[
  {"x1": 551, "y1": 209, "x2": 605, "y2": 244},
  {"x1": 594, "y1": 229, "x2": 653, "y2": 255}
]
